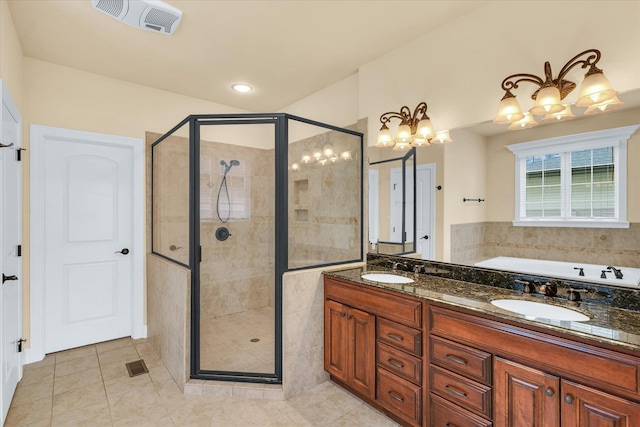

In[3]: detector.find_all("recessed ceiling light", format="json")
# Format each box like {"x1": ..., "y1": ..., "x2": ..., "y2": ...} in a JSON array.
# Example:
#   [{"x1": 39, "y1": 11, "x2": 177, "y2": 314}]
[{"x1": 231, "y1": 83, "x2": 253, "y2": 93}]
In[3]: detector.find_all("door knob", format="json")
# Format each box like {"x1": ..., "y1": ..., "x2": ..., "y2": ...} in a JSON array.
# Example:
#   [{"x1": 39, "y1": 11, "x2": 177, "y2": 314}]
[
  {"x1": 115, "y1": 248, "x2": 130, "y2": 255},
  {"x1": 420, "y1": 235, "x2": 429, "y2": 239},
  {"x1": 2, "y1": 274, "x2": 18, "y2": 284}
]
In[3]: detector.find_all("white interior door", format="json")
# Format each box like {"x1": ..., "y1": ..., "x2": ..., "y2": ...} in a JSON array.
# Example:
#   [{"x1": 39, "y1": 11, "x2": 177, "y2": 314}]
[
  {"x1": 416, "y1": 164, "x2": 435, "y2": 259},
  {"x1": 42, "y1": 131, "x2": 135, "y2": 353},
  {"x1": 1, "y1": 82, "x2": 22, "y2": 424},
  {"x1": 389, "y1": 166, "x2": 414, "y2": 244}
]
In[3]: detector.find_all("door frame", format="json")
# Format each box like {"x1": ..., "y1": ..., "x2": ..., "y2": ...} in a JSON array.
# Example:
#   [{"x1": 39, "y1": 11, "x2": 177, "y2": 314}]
[
  {"x1": 27, "y1": 125, "x2": 145, "y2": 363},
  {"x1": 416, "y1": 163, "x2": 435, "y2": 260}
]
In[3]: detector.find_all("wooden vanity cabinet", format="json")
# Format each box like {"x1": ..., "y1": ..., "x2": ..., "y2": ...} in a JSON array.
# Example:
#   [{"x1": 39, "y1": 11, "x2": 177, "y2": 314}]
[
  {"x1": 495, "y1": 357, "x2": 640, "y2": 427},
  {"x1": 430, "y1": 303, "x2": 640, "y2": 427},
  {"x1": 324, "y1": 276, "x2": 423, "y2": 426},
  {"x1": 324, "y1": 299, "x2": 376, "y2": 398}
]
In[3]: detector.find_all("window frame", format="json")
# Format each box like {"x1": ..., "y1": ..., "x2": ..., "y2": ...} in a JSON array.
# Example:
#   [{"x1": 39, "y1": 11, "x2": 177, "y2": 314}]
[{"x1": 507, "y1": 125, "x2": 639, "y2": 228}]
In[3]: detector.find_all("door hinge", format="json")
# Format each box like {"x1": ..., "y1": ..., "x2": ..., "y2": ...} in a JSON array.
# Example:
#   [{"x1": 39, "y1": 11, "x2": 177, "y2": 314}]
[
  {"x1": 17, "y1": 245, "x2": 21, "y2": 256},
  {"x1": 199, "y1": 246, "x2": 202, "y2": 263},
  {"x1": 16, "y1": 147, "x2": 26, "y2": 161},
  {"x1": 17, "y1": 338, "x2": 27, "y2": 353}
]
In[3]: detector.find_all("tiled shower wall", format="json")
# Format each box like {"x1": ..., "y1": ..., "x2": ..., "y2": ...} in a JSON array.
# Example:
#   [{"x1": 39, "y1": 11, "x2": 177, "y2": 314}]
[
  {"x1": 199, "y1": 140, "x2": 275, "y2": 319},
  {"x1": 288, "y1": 121, "x2": 364, "y2": 267},
  {"x1": 451, "y1": 222, "x2": 640, "y2": 268}
]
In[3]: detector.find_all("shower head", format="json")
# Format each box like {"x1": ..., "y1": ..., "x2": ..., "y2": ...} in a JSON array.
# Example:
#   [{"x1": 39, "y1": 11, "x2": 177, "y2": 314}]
[{"x1": 220, "y1": 159, "x2": 240, "y2": 174}]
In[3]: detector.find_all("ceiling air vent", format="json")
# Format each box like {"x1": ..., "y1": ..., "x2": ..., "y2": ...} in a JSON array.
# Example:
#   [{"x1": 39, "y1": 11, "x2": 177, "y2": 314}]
[{"x1": 91, "y1": 0, "x2": 182, "y2": 35}]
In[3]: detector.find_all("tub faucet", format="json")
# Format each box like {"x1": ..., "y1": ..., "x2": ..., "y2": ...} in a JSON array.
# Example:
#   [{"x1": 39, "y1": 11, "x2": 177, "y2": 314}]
[{"x1": 607, "y1": 266, "x2": 623, "y2": 280}]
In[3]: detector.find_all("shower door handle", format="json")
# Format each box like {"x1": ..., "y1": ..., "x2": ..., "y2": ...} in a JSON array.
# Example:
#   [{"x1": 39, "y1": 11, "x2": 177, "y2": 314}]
[{"x1": 115, "y1": 248, "x2": 130, "y2": 255}]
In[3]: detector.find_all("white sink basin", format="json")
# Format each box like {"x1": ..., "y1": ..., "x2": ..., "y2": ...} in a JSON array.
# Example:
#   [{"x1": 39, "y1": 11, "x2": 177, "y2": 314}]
[
  {"x1": 491, "y1": 299, "x2": 589, "y2": 322},
  {"x1": 361, "y1": 273, "x2": 414, "y2": 284}
]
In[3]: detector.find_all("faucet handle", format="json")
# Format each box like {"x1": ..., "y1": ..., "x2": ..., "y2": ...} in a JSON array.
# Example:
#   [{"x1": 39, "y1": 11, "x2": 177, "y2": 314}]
[
  {"x1": 540, "y1": 280, "x2": 558, "y2": 297},
  {"x1": 413, "y1": 265, "x2": 424, "y2": 274},
  {"x1": 573, "y1": 267, "x2": 585, "y2": 277},
  {"x1": 514, "y1": 279, "x2": 536, "y2": 294},
  {"x1": 567, "y1": 287, "x2": 588, "y2": 302}
]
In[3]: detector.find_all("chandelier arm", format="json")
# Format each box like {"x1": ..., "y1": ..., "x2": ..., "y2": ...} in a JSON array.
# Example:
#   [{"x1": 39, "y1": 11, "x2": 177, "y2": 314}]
[
  {"x1": 557, "y1": 49, "x2": 602, "y2": 81},
  {"x1": 501, "y1": 74, "x2": 545, "y2": 92},
  {"x1": 379, "y1": 111, "x2": 408, "y2": 125},
  {"x1": 413, "y1": 101, "x2": 429, "y2": 118}
]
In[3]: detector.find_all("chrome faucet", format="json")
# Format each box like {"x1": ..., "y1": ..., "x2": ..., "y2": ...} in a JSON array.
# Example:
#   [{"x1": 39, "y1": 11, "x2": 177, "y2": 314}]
[{"x1": 607, "y1": 266, "x2": 623, "y2": 280}]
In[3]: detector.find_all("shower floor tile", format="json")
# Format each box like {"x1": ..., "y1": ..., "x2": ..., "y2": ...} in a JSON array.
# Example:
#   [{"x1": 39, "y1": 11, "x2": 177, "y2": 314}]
[
  {"x1": 5, "y1": 336, "x2": 399, "y2": 426},
  {"x1": 200, "y1": 307, "x2": 275, "y2": 373}
]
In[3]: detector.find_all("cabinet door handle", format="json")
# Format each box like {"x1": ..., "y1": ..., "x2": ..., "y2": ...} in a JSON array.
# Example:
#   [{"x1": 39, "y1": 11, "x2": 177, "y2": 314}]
[
  {"x1": 386, "y1": 333, "x2": 403, "y2": 341},
  {"x1": 445, "y1": 354, "x2": 468, "y2": 365},
  {"x1": 445, "y1": 424, "x2": 459, "y2": 427},
  {"x1": 339, "y1": 312, "x2": 346, "y2": 317},
  {"x1": 564, "y1": 395, "x2": 574, "y2": 404},
  {"x1": 545, "y1": 388, "x2": 555, "y2": 397},
  {"x1": 445, "y1": 385, "x2": 467, "y2": 398},
  {"x1": 387, "y1": 358, "x2": 404, "y2": 369},
  {"x1": 387, "y1": 390, "x2": 404, "y2": 402},
  {"x1": 347, "y1": 315, "x2": 352, "y2": 320}
]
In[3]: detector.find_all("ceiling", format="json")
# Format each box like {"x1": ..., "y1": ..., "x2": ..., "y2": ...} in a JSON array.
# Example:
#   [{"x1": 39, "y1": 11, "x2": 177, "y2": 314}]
[{"x1": 7, "y1": 0, "x2": 486, "y2": 112}]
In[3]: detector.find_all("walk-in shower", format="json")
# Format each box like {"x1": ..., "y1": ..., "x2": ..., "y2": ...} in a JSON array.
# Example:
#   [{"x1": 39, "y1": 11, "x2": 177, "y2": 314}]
[{"x1": 151, "y1": 113, "x2": 363, "y2": 383}]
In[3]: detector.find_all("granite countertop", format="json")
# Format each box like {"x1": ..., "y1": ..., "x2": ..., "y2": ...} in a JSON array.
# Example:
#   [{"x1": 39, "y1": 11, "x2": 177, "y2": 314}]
[{"x1": 324, "y1": 265, "x2": 640, "y2": 353}]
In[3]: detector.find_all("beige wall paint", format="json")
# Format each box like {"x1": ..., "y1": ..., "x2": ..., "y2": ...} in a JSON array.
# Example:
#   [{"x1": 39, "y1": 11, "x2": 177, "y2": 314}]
[
  {"x1": 441, "y1": 129, "x2": 487, "y2": 262},
  {"x1": 486, "y1": 107, "x2": 640, "y2": 223},
  {"x1": 0, "y1": 0, "x2": 23, "y2": 110},
  {"x1": 359, "y1": 1, "x2": 640, "y2": 147}
]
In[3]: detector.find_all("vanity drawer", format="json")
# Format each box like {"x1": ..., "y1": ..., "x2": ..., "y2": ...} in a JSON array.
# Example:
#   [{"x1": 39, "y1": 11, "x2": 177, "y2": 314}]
[
  {"x1": 430, "y1": 393, "x2": 492, "y2": 427},
  {"x1": 377, "y1": 317, "x2": 422, "y2": 356},
  {"x1": 377, "y1": 367, "x2": 422, "y2": 427},
  {"x1": 430, "y1": 364, "x2": 492, "y2": 418},
  {"x1": 377, "y1": 342, "x2": 422, "y2": 385},
  {"x1": 325, "y1": 277, "x2": 421, "y2": 328},
  {"x1": 430, "y1": 335, "x2": 492, "y2": 385}
]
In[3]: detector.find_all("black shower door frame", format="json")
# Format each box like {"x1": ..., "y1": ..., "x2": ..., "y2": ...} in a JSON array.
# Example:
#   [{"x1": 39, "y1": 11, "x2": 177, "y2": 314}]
[{"x1": 189, "y1": 114, "x2": 285, "y2": 383}]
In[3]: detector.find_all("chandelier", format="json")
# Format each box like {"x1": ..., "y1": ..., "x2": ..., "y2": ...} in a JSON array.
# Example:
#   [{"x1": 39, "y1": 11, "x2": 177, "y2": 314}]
[
  {"x1": 376, "y1": 102, "x2": 451, "y2": 150},
  {"x1": 493, "y1": 49, "x2": 623, "y2": 130}
]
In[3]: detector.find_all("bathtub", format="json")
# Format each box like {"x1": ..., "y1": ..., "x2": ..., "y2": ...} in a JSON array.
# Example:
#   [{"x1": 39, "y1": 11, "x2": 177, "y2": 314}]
[{"x1": 474, "y1": 256, "x2": 640, "y2": 288}]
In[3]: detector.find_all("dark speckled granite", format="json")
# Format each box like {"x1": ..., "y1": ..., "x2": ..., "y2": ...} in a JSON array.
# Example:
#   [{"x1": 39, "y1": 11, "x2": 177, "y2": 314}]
[{"x1": 323, "y1": 254, "x2": 640, "y2": 352}]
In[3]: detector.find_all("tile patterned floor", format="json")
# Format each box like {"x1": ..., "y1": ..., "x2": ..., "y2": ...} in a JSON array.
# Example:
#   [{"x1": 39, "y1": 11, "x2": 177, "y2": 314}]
[{"x1": 5, "y1": 337, "x2": 399, "y2": 426}]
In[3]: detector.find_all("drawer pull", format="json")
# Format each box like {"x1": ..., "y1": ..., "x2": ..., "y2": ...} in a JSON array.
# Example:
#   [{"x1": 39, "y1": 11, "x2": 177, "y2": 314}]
[
  {"x1": 386, "y1": 333, "x2": 404, "y2": 341},
  {"x1": 387, "y1": 358, "x2": 404, "y2": 369},
  {"x1": 444, "y1": 354, "x2": 468, "y2": 365},
  {"x1": 444, "y1": 385, "x2": 467, "y2": 398},
  {"x1": 387, "y1": 390, "x2": 404, "y2": 402}
]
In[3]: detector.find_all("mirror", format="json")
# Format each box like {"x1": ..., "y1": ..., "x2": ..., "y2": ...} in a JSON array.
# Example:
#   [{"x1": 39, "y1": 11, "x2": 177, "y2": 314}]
[
  {"x1": 366, "y1": 89, "x2": 640, "y2": 268},
  {"x1": 368, "y1": 148, "x2": 416, "y2": 255}
]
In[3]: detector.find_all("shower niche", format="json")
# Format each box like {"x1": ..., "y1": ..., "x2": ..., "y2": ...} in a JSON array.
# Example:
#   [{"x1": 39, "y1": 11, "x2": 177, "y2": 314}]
[{"x1": 151, "y1": 114, "x2": 363, "y2": 383}]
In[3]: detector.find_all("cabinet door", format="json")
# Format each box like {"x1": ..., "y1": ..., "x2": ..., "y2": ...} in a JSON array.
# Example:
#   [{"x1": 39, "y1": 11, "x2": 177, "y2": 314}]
[
  {"x1": 348, "y1": 306, "x2": 376, "y2": 399},
  {"x1": 494, "y1": 357, "x2": 560, "y2": 427},
  {"x1": 561, "y1": 380, "x2": 640, "y2": 427},
  {"x1": 325, "y1": 300, "x2": 348, "y2": 382}
]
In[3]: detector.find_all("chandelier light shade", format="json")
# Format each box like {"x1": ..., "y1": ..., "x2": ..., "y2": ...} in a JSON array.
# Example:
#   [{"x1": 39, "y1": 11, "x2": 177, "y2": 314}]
[
  {"x1": 494, "y1": 49, "x2": 620, "y2": 130},
  {"x1": 542, "y1": 104, "x2": 576, "y2": 122},
  {"x1": 508, "y1": 113, "x2": 539, "y2": 130},
  {"x1": 376, "y1": 101, "x2": 452, "y2": 149},
  {"x1": 493, "y1": 92, "x2": 525, "y2": 124},
  {"x1": 584, "y1": 96, "x2": 624, "y2": 115}
]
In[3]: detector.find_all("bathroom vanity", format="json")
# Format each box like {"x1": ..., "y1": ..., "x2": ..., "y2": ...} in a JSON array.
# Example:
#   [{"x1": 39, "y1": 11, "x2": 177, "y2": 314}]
[{"x1": 324, "y1": 259, "x2": 640, "y2": 427}]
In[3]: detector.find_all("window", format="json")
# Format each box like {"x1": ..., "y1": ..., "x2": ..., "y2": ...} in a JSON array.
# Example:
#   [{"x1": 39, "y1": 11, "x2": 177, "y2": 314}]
[{"x1": 508, "y1": 125, "x2": 639, "y2": 228}]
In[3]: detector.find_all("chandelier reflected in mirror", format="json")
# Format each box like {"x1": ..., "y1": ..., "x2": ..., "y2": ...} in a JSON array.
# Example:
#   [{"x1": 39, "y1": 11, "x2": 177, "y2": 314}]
[
  {"x1": 376, "y1": 101, "x2": 451, "y2": 150},
  {"x1": 494, "y1": 49, "x2": 623, "y2": 130}
]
